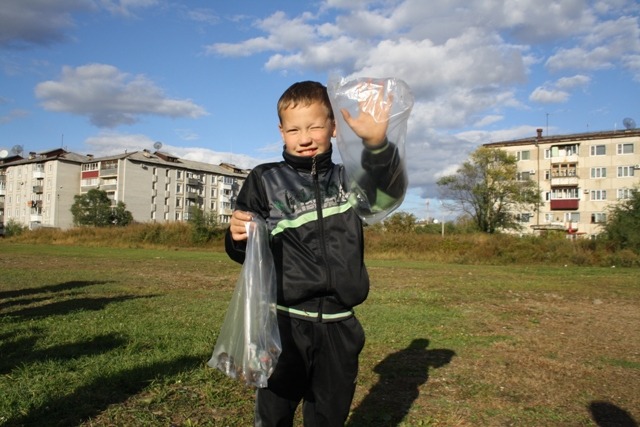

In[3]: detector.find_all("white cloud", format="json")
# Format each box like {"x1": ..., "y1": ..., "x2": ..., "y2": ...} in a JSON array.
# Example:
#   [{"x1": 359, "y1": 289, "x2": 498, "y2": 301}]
[
  {"x1": 35, "y1": 63, "x2": 208, "y2": 127},
  {"x1": 473, "y1": 115, "x2": 504, "y2": 127},
  {"x1": 529, "y1": 86, "x2": 570, "y2": 103},
  {"x1": 556, "y1": 74, "x2": 591, "y2": 89},
  {"x1": 187, "y1": 8, "x2": 220, "y2": 25},
  {"x1": 97, "y1": 0, "x2": 160, "y2": 17},
  {"x1": 546, "y1": 15, "x2": 640, "y2": 72},
  {"x1": 0, "y1": 108, "x2": 30, "y2": 124}
]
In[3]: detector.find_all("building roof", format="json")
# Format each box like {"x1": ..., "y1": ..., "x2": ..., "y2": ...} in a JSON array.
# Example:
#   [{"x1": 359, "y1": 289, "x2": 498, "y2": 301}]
[
  {"x1": 484, "y1": 128, "x2": 640, "y2": 148},
  {"x1": 0, "y1": 148, "x2": 89, "y2": 166},
  {"x1": 88, "y1": 150, "x2": 248, "y2": 177}
]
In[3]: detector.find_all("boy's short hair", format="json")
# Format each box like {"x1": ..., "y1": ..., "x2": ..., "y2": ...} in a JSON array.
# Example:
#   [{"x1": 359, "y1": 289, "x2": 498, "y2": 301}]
[{"x1": 277, "y1": 81, "x2": 334, "y2": 123}]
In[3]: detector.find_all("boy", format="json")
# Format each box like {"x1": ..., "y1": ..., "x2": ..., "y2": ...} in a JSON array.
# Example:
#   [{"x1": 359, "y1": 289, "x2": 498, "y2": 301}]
[{"x1": 226, "y1": 80, "x2": 406, "y2": 426}]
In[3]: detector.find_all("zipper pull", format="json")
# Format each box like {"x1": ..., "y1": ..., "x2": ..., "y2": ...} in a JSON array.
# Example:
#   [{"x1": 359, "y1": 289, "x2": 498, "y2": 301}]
[{"x1": 312, "y1": 156, "x2": 317, "y2": 177}]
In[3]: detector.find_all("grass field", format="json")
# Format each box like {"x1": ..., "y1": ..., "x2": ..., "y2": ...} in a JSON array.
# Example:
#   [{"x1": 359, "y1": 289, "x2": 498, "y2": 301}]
[{"x1": 1, "y1": 242, "x2": 638, "y2": 426}]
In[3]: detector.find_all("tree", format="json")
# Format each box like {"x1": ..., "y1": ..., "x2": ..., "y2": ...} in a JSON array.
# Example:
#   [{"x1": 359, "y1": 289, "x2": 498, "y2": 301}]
[
  {"x1": 437, "y1": 146, "x2": 541, "y2": 233},
  {"x1": 603, "y1": 187, "x2": 640, "y2": 252},
  {"x1": 382, "y1": 211, "x2": 417, "y2": 233},
  {"x1": 188, "y1": 206, "x2": 221, "y2": 243},
  {"x1": 71, "y1": 189, "x2": 132, "y2": 227}
]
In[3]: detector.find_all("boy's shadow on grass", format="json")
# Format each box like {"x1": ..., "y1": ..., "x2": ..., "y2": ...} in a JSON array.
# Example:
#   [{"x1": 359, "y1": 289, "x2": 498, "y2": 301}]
[
  {"x1": 0, "y1": 332, "x2": 129, "y2": 374},
  {"x1": 590, "y1": 401, "x2": 638, "y2": 427},
  {"x1": 0, "y1": 280, "x2": 109, "y2": 300},
  {"x1": 347, "y1": 338, "x2": 455, "y2": 427},
  {"x1": 4, "y1": 294, "x2": 155, "y2": 319},
  {"x1": 4, "y1": 355, "x2": 203, "y2": 427}
]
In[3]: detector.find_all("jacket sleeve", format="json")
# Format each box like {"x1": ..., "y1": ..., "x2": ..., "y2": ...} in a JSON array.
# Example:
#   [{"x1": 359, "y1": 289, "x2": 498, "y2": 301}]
[
  {"x1": 357, "y1": 139, "x2": 407, "y2": 212},
  {"x1": 224, "y1": 167, "x2": 271, "y2": 264}
]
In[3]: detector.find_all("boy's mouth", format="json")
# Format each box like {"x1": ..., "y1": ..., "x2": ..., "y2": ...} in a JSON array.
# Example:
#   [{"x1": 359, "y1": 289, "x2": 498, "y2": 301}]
[{"x1": 298, "y1": 148, "x2": 317, "y2": 156}]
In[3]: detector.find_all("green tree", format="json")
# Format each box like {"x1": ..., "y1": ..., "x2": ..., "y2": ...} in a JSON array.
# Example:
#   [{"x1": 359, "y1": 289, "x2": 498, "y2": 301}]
[
  {"x1": 603, "y1": 187, "x2": 640, "y2": 252},
  {"x1": 382, "y1": 211, "x2": 417, "y2": 233},
  {"x1": 71, "y1": 189, "x2": 132, "y2": 227},
  {"x1": 437, "y1": 147, "x2": 541, "y2": 233},
  {"x1": 112, "y1": 201, "x2": 134, "y2": 226},
  {"x1": 188, "y1": 206, "x2": 221, "y2": 243}
]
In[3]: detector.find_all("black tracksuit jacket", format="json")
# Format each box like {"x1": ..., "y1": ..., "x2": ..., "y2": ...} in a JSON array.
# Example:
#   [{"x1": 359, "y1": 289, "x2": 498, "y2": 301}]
[{"x1": 225, "y1": 143, "x2": 405, "y2": 320}]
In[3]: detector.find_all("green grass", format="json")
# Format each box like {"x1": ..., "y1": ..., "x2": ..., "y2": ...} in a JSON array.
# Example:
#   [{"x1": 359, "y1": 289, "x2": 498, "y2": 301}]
[{"x1": 1, "y1": 242, "x2": 639, "y2": 426}]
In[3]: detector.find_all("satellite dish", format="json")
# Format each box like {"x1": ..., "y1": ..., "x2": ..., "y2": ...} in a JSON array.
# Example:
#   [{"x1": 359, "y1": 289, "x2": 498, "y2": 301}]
[
  {"x1": 11, "y1": 144, "x2": 24, "y2": 155},
  {"x1": 0, "y1": 149, "x2": 8, "y2": 159},
  {"x1": 153, "y1": 141, "x2": 163, "y2": 151},
  {"x1": 623, "y1": 117, "x2": 636, "y2": 130}
]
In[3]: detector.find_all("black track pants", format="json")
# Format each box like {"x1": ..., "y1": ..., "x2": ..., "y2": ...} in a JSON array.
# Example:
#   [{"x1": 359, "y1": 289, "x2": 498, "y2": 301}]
[{"x1": 255, "y1": 314, "x2": 366, "y2": 427}]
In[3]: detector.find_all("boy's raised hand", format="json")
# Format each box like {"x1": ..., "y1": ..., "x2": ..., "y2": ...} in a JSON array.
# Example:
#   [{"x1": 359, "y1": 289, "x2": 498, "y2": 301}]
[{"x1": 340, "y1": 81, "x2": 392, "y2": 149}]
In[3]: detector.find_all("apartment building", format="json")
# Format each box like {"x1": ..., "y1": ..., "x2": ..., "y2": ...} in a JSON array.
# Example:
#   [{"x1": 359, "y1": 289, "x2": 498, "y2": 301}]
[
  {"x1": 0, "y1": 148, "x2": 248, "y2": 230},
  {"x1": 484, "y1": 128, "x2": 640, "y2": 237},
  {"x1": 0, "y1": 148, "x2": 87, "y2": 229}
]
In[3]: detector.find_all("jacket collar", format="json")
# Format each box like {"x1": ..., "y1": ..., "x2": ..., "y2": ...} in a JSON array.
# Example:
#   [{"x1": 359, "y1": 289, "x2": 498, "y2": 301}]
[{"x1": 283, "y1": 145, "x2": 334, "y2": 173}]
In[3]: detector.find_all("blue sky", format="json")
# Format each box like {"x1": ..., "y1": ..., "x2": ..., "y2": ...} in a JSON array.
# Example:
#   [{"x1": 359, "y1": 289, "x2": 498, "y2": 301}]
[{"x1": 1, "y1": 0, "x2": 639, "y2": 220}]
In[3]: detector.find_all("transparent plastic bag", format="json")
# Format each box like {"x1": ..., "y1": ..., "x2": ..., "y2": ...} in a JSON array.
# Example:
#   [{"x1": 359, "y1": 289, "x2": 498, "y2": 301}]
[
  {"x1": 208, "y1": 216, "x2": 281, "y2": 388},
  {"x1": 328, "y1": 77, "x2": 413, "y2": 224}
]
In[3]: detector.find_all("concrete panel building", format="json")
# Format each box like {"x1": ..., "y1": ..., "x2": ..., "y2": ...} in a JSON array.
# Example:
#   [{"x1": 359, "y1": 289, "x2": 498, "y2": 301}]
[
  {"x1": 484, "y1": 128, "x2": 640, "y2": 237},
  {"x1": 0, "y1": 148, "x2": 248, "y2": 230}
]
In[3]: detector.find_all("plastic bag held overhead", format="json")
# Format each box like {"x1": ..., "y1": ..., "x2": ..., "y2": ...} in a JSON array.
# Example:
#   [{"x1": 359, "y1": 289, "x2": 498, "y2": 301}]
[
  {"x1": 328, "y1": 77, "x2": 413, "y2": 224},
  {"x1": 208, "y1": 216, "x2": 281, "y2": 388}
]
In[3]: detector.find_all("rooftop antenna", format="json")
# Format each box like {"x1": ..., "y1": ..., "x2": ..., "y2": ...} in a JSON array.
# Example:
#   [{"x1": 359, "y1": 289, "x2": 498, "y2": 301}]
[
  {"x1": 153, "y1": 141, "x2": 163, "y2": 151},
  {"x1": 11, "y1": 144, "x2": 24, "y2": 156},
  {"x1": 0, "y1": 148, "x2": 8, "y2": 159},
  {"x1": 623, "y1": 117, "x2": 636, "y2": 130}
]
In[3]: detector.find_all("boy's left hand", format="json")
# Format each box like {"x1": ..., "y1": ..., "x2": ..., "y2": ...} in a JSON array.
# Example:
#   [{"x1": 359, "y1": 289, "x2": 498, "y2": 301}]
[{"x1": 340, "y1": 81, "x2": 392, "y2": 149}]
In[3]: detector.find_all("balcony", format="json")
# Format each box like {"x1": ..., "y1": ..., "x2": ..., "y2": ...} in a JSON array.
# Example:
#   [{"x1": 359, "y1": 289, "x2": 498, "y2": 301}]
[
  {"x1": 33, "y1": 170, "x2": 45, "y2": 179},
  {"x1": 100, "y1": 184, "x2": 117, "y2": 192},
  {"x1": 550, "y1": 154, "x2": 579, "y2": 163},
  {"x1": 32, "y1": 185, "x2": 44, "y2": 194},
  {"x1": 550, "y1": 176, "x2": 579, "y2": 187},
  {"x1": 100, "y1": 167, "x2": 118, "y2": 176},
  {"x1": 187, "y1": 178, "x2": 202, "y2": 186},
  {"x1": 550, "y1": 199, "x2": 579, "y2": 210}
]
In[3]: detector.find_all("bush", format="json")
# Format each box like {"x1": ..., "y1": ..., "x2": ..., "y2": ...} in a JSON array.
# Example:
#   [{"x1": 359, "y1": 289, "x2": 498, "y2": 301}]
[{"x1": 4, "y1": 219, "x2": 28, "y2": 237}]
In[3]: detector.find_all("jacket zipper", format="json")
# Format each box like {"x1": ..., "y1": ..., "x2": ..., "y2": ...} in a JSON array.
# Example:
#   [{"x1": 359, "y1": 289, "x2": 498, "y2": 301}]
[{"x1": 312, "y1": 156, "x2": 332, "y2": 321}]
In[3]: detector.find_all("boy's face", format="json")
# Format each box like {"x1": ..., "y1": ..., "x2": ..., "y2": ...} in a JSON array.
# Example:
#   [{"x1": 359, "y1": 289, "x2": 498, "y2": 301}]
[{"x1": 279, "y1": 101, "x2": 335, "y2": 158}]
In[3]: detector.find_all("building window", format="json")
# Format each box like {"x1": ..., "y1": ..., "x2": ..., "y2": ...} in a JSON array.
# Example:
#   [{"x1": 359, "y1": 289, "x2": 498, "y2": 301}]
[
  {"x1": 591, "y1": 213, "x2": 607, "y2": 224},
  {"x1": 516, "y1": 171, "x2": 532, "y2": 181},
  {"x1": 82, "y1": 163, "x2": 98, "y2": 171},
  {"x1": 517, "y1": 150, "x2": 530, "y2": 161},
  {"x1": 551, "y1": 163, "x2": 577, "y2": 177},
  {"x1": 516, "y1": 212, "x2": 531, "y2": 223},
  {"x1": 590, "y1": 167, "x2": 607, "y2": 178},
  {"x1": 617, "y1": 166, "x2": 635, "y2": 177},
  {"x1": 590, "y1": 145, "x2": 606, "y2": 156},
  {"x1": 551, "y1": 188, "x2": 579, "y2": 199},
  {"x1": 564, "y1": 212, "x2": 580, "y2": 223},
  {"x1": 617, "y1": 188, "x2": 634, "y2": 200},
  {"x1": 590, "y1": 190, "x2": 607, "y2": 201},
  {"x1": 544, "y1": 213, "x2": 555, "y2": 223},
  {"x1": 617, "y1": 143, "x2": 634, "y2": 155},
  {"x1": 544, "y1": 170, "x2": 551, "y2": 180},
  {"x1": 176, "y1": 183, "x2": 182, "y2": 193},
  {"x1": 550, "y1": 144, "x2": 578, "y2": 157}
]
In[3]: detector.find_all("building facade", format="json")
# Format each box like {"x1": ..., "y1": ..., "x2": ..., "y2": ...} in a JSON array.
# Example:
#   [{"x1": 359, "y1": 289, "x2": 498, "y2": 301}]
[
  {"x1": 484, "y1": 128, "x2": 640, "y2": 237},
  {"x1": 0, "y1": 148, "x2": 248, "y2": 230}
]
